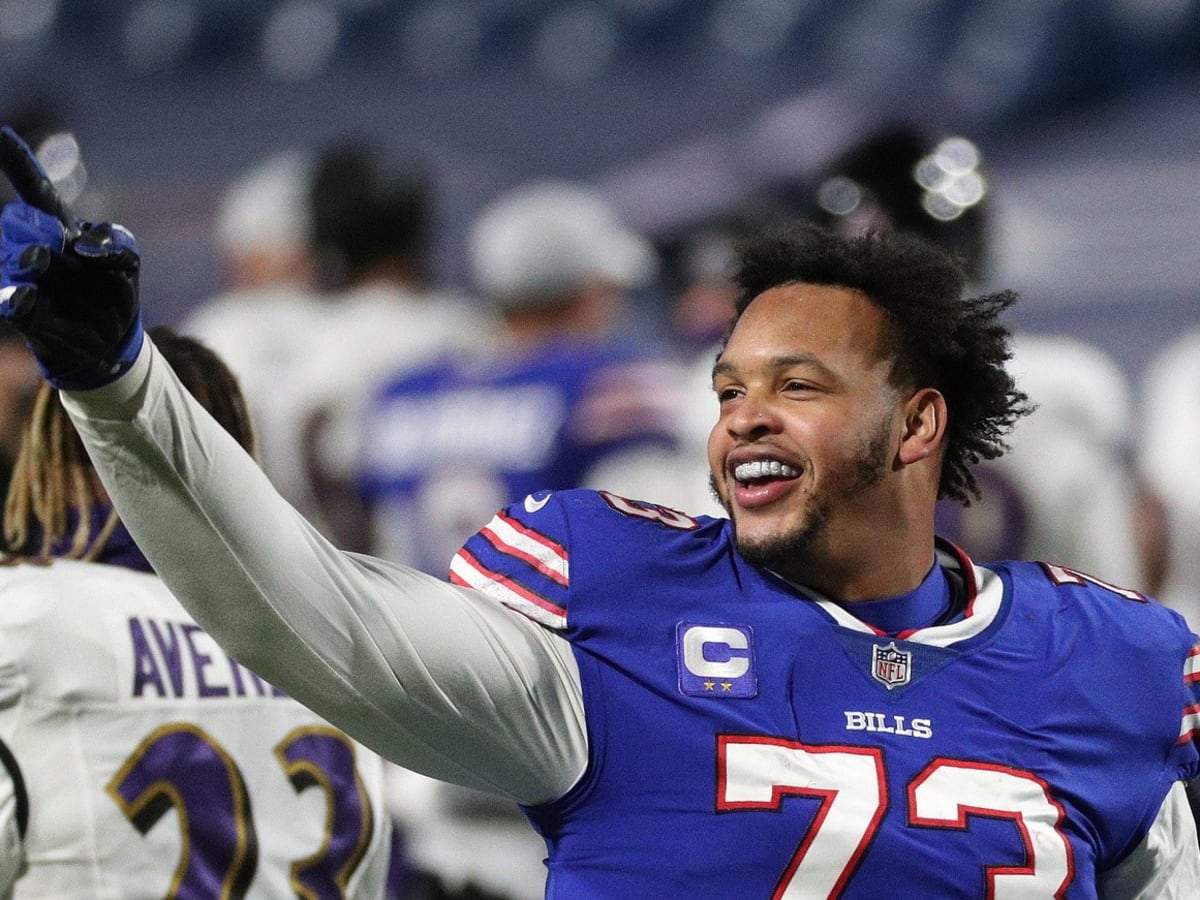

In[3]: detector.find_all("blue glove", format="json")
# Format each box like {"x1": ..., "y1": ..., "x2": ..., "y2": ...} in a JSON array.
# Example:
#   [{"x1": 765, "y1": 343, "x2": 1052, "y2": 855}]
[{"x1": 0, "y1": 125, "x2": 143, "y2": 390}]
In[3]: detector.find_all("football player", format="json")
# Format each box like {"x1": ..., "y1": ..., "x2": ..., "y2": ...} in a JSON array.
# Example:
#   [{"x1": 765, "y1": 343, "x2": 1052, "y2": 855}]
[
  {"x1": 0, "y1": 318, "x2": 392, "y2": 896},
  {"x1": 1, "y1": 126, "x2": 1196, "y2": 897}
]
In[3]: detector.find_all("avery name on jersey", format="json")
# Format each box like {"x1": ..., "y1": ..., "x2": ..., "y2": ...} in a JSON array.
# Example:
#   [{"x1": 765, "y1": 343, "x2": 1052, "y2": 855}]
[
  {"x1": 844, "y1": 710, "x2": 933, "y2": 739},
  {"x1": 129, "y1": 615, "x2": 287, "y2": 700}
]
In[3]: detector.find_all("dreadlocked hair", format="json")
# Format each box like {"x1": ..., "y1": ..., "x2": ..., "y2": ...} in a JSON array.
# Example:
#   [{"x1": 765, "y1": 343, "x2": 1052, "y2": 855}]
[
  {"x1": 725, "y1": 222, "x2": 1032, "y2": 505},
  {"x1": 3, "y1": 325, "x2": 256, "y2": 564},
  {"x1": 3, "y1": 382, "x2": 115, "y2": 562}
]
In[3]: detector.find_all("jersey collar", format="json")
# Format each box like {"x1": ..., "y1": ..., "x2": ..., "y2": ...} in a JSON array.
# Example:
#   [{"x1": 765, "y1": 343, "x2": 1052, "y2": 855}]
[{"x1": 775, "y1": 538, "x2": 1006, "y2": 647}]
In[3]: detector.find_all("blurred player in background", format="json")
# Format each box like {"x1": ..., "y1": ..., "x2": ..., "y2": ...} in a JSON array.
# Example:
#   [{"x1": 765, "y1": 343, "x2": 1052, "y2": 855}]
[
  {"x1": 299, "y1": 139, "x2": 492, "y2": 552},
  {"x1": 189, "y1": 139, "x2": 489, "y2": 551},
  {"x1": 0, "y1": 326, "x2": 392, "y2": 897},
  {"x1": 654, "y1": 201, "x2": 791, "y2": 360},
  {"x1": 182, "y1": 148, "x2": 329, "y2": 525},
  {"x1": 1140, "y1": 327, "x2": 1200, "y2": 628},
  {"x1": 356, "y1": 179, "x2": 680, "y2": 573},
  {"x1": 810, "y1": 126, "x2": 989, "y2": 284},
  {"x1": 935, "y1": 332, "x2": 1149, "y2": 587}
]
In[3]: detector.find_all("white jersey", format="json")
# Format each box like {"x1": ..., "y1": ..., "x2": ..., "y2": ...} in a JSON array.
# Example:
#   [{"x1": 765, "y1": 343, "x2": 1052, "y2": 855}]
[
  {"x1": 186, "y1": 281, "x2": 494, "y2": 543},
  {"x1": 58, "y1": 338, "x2": 1197, "y2": 897},
  {"x1": 937, "y1": 333, "x2": 1145, "y2": 587},
  {"x1": 300, "y1": 282, "x2": 495, "y2": 483},
  {"x1": 1140, "y1": 328, "x2": 1200, "y2": 628},
  {"x1": 0, "y1": 558, "x2": 392, "y2": 899}
]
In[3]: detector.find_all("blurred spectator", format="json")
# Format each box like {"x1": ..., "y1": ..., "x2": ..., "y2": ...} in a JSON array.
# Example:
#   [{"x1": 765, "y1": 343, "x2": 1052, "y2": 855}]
[
  {"x1": 1140, "y1": 327, "x2": 1200, "y2": 627},
  {"x1": 299, "y1": 139, "x2": 493, "y2": 551},
  {"x1": 183, "y1": 149, "x2": 328, "y2": 522},
  {"x1": 356, "y1": 180, "x2": 683, "y2": 900}
]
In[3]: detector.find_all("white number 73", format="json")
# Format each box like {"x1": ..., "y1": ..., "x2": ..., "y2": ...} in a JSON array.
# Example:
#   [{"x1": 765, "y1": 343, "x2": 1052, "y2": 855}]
[{"x1": 718, "y1": 735, "x2": 1073, "y2": 898}]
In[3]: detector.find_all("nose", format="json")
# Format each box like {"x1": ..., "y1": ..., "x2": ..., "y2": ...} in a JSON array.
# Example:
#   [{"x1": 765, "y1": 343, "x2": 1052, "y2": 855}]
[{"x1": 722, "y1": 389, "x2": 782, "y2": 440}]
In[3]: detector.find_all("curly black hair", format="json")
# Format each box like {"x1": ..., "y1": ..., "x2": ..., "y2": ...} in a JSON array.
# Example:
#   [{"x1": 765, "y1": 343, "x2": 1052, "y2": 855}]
[{"x1": 724, "y1": 221, "x2": 1030, "y2": 505}]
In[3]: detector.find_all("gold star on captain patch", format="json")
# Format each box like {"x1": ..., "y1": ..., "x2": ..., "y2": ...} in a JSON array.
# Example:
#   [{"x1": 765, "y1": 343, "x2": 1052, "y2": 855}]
[
  {"x1": 703, "y1": 680, "x2": 715, "y2": 691},
  {"x1": 721, "y1": 682, "x2": 733, "y2": 691}
]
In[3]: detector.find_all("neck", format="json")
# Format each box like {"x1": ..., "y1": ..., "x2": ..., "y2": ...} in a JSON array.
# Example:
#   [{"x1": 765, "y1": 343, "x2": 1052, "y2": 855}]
[
  {"x1": 774, "y1": 499, "x2": 938, "y2": 603},
  {"x1": 788, "y1": 539, "x2": 935, "y2": 603}
]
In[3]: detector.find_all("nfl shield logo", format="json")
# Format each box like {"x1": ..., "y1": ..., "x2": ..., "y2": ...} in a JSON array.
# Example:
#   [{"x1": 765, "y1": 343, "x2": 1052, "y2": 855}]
[{"x1": 871, "y1": 641, "x2": 911, "y2": 690}]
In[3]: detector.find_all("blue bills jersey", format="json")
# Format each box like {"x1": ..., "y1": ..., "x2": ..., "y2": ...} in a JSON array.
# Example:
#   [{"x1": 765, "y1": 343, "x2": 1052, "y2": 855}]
[
  {"x1": 357, "y1": 342, "x2": 680, "y2": 574},
  {"x1": 451, "y1": 489, "x2": 1200, "y2": 899}
]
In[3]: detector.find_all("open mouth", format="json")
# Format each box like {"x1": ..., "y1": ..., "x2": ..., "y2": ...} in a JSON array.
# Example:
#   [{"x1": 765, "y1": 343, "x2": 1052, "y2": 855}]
[
  {"x1": 730, "y1": 457, "x2": 802, "y2": 508},
  {"x1": 734, "y1": 459, "x2": 800, "y2": 484}
]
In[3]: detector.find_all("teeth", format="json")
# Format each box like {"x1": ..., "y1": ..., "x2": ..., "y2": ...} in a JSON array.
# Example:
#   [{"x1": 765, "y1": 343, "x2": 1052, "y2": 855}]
[{"x1": 734, "y1": 460, "x2": 799, "y2": 482}]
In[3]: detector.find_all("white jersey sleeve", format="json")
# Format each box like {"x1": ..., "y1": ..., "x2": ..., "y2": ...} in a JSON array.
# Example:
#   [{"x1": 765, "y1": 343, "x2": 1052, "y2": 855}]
[
  {"x1": 61, "y1": 339, "x2": 587, "y2": 806},
  {"x1": 1098, "y1": 781, "x2": 1200, "y2": 898}
]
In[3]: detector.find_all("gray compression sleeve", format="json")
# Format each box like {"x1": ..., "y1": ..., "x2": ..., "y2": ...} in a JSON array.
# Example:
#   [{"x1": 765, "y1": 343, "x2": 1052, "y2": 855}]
[{"x1": 62, "y1": 339, "x2": 588, "y2": 805}]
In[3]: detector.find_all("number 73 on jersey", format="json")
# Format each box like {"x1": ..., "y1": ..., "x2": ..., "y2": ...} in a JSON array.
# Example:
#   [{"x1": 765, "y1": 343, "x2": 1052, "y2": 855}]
[{"x1": 720, "y1": 735, "x2": 1072, "y2": 897}]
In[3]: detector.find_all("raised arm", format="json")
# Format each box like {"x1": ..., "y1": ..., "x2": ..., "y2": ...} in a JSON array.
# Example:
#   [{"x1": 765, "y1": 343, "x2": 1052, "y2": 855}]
[{"x1": 0, "y1": 126, "x2": 586, "y2": 805}]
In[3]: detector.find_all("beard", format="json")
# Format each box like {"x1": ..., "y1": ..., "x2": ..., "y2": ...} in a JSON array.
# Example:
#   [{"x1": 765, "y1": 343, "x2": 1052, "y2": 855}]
[{"x1": 725, "y1": 422, "x2": 893, "y2": 574}]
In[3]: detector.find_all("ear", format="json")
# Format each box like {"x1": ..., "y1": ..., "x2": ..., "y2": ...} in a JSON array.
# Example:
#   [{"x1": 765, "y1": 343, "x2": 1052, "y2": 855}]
[{"x1": 897, "y1": 387, "x2": 947, "y2": 465}]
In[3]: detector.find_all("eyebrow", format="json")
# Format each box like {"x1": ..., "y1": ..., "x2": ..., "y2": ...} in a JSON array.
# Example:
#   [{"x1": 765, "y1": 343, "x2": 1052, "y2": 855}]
[{"x1": 711, "y1": 352, "x2": 829, "y2": 381}]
